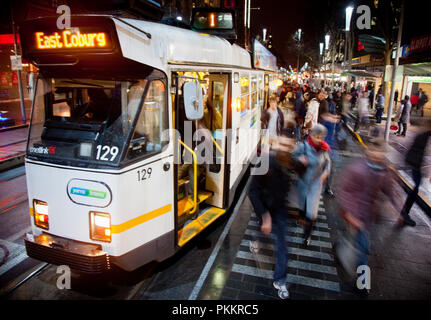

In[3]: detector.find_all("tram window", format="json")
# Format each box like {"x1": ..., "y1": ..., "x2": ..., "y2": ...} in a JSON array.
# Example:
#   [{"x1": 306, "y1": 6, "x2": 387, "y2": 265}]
[
  {"x1": 127, "y1": 80, "x2": 167, "y2": 159},
  {"x1": 26, "y1": 77, "x2": 154, "y2": 166}
]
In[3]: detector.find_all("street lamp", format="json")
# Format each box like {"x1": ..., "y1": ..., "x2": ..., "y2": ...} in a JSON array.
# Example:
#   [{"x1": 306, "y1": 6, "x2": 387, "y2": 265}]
[
  {"x1": 296, "y1": 28, "x2": 302, "y2": 84},
  {"x1": 345, "y1": 6, "x2": 354, "y2": 79},
  {"x1": 319, "y1": 42, "x2": 324, "y2": 56},
  {"x1": 325, "y1": 34, "x2": 330, "y2": 50},
  {"x1": 345, "y1": 6, "x2": 354, "y2": 31},
  {"x1": 263, "y1": 28, "x2": 267, "y2": 42}
]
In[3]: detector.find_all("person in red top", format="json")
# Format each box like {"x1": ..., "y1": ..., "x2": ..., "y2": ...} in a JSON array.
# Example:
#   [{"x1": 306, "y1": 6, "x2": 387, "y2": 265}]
[{"x1": 410, "y1": 94, "x2": 419, "y2": 113}]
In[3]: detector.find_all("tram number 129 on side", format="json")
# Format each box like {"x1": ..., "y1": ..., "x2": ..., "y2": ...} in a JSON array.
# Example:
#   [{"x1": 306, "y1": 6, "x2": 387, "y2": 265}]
[{"x1": 137, "y1": 168, "x2": 152, "y2": 181}]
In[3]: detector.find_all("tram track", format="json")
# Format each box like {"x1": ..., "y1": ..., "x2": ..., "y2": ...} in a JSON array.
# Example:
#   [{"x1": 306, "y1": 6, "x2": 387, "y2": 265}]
[{"x1": 0, "y1": 262, "x2": 50, "y2": 298}]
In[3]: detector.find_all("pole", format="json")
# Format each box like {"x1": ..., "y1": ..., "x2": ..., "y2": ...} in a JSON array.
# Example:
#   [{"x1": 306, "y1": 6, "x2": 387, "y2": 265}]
[
  {"x1": 297, "y1": 46, "x2": 300, "y2": 84},
  {"x1": 384, "y1": 0, "x2": 404, "y2": 141},
  {"x1": 11, "y1": 8, "x2": 26, "y2": 124}
]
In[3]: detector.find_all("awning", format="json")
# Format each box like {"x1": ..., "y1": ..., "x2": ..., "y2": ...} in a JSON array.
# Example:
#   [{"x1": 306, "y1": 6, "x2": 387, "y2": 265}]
[
  {"x1": 402, "y1": 63, "x2": 431, "y2": 76},
  {"x1": 346, "y1": 70, "x2": 380, "y2": 78}
]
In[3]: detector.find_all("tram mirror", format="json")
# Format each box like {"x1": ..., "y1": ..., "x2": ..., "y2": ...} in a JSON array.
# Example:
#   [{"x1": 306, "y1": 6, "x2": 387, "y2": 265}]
[{"x1": 183, "y1": 81, "x2": 203, "y2": 120}]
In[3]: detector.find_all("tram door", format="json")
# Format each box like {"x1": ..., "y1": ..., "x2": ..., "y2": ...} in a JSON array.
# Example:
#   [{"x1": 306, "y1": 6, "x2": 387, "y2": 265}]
[{"x1": 205, "y1": 74, "x2": 229, "y2": 208}]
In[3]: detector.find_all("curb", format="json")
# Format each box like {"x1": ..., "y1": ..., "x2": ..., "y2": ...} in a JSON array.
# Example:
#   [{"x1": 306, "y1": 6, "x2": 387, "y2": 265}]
[
  {"x1": 0, "y1": 154, "x2": 25, "y2": 173},
  {"x1": 344, "y1": 119, "x2": 431, "y2": 217},
  {"x1": 0, "y1": 124, "x2": 29, "y2": 133}
]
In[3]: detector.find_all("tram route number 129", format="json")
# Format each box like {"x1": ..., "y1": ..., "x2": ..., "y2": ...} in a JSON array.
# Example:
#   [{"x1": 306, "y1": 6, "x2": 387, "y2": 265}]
[
  {"x1": 137, "y1": 167, "x2": 152, "y2": 181},
  {"x1": 96, "y1": 145, "x2": 119, "y2": 161}
]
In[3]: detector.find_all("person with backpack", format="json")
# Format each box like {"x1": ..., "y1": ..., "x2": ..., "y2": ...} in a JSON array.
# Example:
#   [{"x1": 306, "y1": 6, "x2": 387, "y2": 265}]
[{"x1": 398, "y1": 124, "x2": 431, "y2": 226}]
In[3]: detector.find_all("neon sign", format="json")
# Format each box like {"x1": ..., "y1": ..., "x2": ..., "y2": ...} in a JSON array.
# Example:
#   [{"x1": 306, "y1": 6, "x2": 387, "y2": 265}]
[{"x1": 35, "y1": 31, "x2": 107, "y2": 49}]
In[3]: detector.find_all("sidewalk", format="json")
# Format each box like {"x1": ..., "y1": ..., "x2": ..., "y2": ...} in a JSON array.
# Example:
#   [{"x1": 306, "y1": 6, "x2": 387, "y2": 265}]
[{"x1": 347, "y1": 109, "x2": 431, "y2": 215}]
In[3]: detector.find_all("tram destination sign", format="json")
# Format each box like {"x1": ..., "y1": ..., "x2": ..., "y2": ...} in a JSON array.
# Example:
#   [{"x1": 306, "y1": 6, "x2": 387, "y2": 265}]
[
  {"x1": 31, "y1": 28, "x2": 113, "y2": 51},
  {"x1": 34, "y1": 30, "x2": 108, "y2": 50}
]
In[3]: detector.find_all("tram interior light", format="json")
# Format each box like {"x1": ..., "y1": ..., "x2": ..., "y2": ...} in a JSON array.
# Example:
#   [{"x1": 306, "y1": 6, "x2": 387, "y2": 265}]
[
  {"x1": 90, "y1": 211, "x2": 111, "y2": 242},
  {"x1": 33, "y1": 199, "x2": 49, "y2": 230}
]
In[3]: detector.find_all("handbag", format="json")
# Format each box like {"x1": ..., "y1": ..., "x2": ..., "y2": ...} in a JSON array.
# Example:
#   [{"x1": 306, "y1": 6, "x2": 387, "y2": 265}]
[{"x1": 334, "y1": 228, "x2": 360, "y2": 278}]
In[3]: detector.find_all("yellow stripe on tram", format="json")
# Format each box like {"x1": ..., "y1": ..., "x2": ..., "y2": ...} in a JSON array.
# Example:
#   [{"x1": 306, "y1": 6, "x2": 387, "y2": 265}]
[{"x1": 111, "y1": 204, "x2": 172, "y2": 234}]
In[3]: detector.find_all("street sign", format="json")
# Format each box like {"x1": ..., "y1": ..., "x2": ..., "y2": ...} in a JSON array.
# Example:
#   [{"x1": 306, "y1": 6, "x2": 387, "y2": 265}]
[{"x1": 10, "y1": 55, "x2": 22, "y2": 71}]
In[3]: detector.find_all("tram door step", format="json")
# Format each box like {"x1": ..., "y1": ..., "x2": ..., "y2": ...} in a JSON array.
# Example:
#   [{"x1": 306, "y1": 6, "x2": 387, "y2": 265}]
[
  {"x1": 177, "y1": 190, "x2": 213, "y2": 218},
  {"x1": 177, "y1": 206, "x2": 226, "y2": 247}
]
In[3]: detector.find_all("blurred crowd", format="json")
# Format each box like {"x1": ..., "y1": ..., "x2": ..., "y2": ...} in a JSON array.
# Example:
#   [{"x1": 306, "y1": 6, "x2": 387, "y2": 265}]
[{"x1": 248, "y1": 80, "x2": 431, "y2": 299}]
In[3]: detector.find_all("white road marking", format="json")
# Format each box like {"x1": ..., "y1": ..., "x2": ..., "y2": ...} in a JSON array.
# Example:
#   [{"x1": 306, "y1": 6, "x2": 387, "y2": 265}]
[{"x1": 188, "y1": 177, "x2": 252, "y2": 300}]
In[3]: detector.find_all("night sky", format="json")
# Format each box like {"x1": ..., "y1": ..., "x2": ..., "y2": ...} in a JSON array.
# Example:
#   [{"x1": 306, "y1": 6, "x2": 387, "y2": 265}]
[{"x1": 249, "y1": 0, "x2": 431, "y2": 68}]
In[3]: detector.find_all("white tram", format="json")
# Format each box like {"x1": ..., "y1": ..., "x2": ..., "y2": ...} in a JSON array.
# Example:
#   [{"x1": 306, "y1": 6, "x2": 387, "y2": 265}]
[{"x1": 20, "y1": 14, "x2": 278, "y2": 272}]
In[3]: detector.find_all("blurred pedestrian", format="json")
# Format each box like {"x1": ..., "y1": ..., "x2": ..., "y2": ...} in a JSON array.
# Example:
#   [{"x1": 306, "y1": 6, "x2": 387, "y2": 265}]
[
  {"x1": 354, "y1": 91, "x2": 370, "y2": 132},
  {"x1": 293, "y1": 124, "x2": 331, "y2": 246},
  {"x1": 375, "y1": 92, "x2": 385, "y2": 124},
  {"x1": 294, "y1": 88, "x2": 306, "y2": 141},
  {"x1": 394, "y1": 90, "x2": 399, "y2": 113},
  {"x1": 337, "y1": 138, "x2": 399, "y2": 296},
  {"x1": 395, "y1": 96, "x2": 412, "y2": 137},
  {"x1": 247, "y1": 134, "x2": 299, "y2": 299},
  {"x1": 303, "y1": 92, "x2": 320, "y2": 136},
  {"x1": 398, "y1": 124, "x2": 431, "y2": 226},
  {"x1": 417, "y1": 88, "x2": 428, "y2": 117},
  {"x1": 261, "y1": 96, "x2": 285, "y2": 148},
  {"x1": 410, "y1": 93, "x2": 419, "y2": 113}
]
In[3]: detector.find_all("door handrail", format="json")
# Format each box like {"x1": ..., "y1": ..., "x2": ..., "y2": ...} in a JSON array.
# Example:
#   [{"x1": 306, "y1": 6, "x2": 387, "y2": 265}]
[{"x1": 178, "y1": 139, "x2": 198, "y2": 214}]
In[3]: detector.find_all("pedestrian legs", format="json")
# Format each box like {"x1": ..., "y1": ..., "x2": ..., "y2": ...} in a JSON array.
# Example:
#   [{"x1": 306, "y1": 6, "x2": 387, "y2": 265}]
[
  {"x1": 271, "y1": 209, "x2": 288, "y2": 283},
  {"x1": 401, "y1": 122, "x2": 407, "y2": 136},
  {"x1": 400, "y1": 169, "x2": 421, "y2": 225}
]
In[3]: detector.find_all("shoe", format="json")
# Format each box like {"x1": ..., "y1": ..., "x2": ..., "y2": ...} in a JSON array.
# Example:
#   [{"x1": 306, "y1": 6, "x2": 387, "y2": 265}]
[
  {"x1": 402, "y1": 215, "x2": 416, "y2": 227},
  {"x1": 273, "y1": 281, "x2": 290, "y2": 299},
  {"x1": 325, "y1": 188, "x2": 335, "y2": 197},
  {"x1": 303, "y1": 236, "x2": 311, "y2": 247},
  {"x1": 249, "y1": 240, "x2": 260, "y2": 254}
]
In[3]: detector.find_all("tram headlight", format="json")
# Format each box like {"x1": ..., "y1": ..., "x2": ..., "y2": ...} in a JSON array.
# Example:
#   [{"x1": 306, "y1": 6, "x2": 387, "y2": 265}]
[
  {"x1": 33, "y1": 199, "x2": 49, "y2": 230},
  {"x1": 89, "y1": 212, "x2": 111, "y2": 242}
]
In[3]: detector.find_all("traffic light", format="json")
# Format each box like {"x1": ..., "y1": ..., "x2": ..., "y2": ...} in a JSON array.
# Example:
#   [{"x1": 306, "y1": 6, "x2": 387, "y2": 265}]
[{"x1": 357, "y1": 40, "x2": 365, "y2": 51}]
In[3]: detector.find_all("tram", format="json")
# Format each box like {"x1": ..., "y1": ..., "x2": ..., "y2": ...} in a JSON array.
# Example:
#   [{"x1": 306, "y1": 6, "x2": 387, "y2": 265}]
[{"x1": 20, "y1": 13, "x2": 278, "y2": 273}]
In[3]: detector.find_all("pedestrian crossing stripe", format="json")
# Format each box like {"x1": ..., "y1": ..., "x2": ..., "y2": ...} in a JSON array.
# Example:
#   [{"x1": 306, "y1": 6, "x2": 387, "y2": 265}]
[
  {"x1": 231, "y1": 264, "x2": 341, "y2": 292},
  {"x1": 239, "y1": 240, "x2": 334, "y2": 261},
  {"x1": 249, "y1": 216, "x2": 329, "y2": 229},
  {"x1": 244, "y1": 229, "x2": 333, "y2": 248},
  {"x1": 247, "y1": 220, "x2": 331, "y2": 238},
  {"x1": 230, "y1": 194, "x2": 342, "y2": 297},
  {"x1": 236, "y1": 251, "x2": 338, "y2": 275}
]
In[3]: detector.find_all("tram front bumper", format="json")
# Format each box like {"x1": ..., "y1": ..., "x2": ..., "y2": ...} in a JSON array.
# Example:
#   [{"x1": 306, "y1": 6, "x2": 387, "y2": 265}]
[{"x1": 24, "y1": 232, "x2": 110, "y2": 274}]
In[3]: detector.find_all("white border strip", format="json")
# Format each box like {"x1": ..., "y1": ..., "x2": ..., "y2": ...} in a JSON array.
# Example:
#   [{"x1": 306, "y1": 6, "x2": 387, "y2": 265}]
[{"x1": 188, "y1": 177, "x2": 251, "y2": 300}]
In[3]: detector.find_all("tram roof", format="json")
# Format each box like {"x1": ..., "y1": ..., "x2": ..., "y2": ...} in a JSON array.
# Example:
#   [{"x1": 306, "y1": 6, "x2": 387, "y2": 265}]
[{"x1": 112, "y1": 17, "x2": 253, "y2": 71}]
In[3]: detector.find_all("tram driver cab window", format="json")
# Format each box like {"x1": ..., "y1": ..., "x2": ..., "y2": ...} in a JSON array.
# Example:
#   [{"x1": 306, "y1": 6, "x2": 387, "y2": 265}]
[{"x1": 127, "y1": 80, "x2": 167, "y2": 160}]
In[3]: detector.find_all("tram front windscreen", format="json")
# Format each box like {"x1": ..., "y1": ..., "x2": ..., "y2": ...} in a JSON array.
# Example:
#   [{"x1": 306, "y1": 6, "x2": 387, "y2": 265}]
[{"x1": 27, "y1": 76, "x2": 168, "y2": 168}]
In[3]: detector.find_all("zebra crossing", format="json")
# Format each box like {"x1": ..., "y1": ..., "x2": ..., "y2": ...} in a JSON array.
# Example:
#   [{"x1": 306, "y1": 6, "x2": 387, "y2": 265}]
[{"x1": 228, "y1": 194, "x2": 342, "y2": 296}]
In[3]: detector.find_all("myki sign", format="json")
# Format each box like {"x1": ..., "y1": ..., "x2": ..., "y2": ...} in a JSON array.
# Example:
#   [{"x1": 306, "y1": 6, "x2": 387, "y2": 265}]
[{"x1": 67, "y1": 179, "x2": 112, "y2": 207}]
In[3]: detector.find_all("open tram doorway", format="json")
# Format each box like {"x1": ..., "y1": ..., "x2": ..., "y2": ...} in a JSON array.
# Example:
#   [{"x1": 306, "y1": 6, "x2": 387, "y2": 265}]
[{"x1": 173, "y1": 71, "x2": 230, "y2": 247}]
